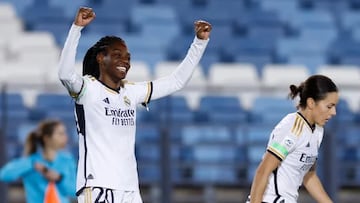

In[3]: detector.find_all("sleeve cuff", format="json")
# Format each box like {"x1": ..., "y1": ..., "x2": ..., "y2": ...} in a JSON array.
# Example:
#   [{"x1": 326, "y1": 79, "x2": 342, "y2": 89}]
[
  {"x1": 71, "y1": 23, "x2": 84, "y2": 31},
  {"x1": 194, "y1": 36, "x2": 210, "y2": 44}
]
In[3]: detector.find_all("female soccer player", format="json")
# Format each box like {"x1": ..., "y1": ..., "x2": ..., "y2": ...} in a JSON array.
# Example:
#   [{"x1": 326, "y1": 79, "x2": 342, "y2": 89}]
[
  {"x1": 247, "y1": 75, "x2": 338, "y2": 203},
  {"x1": 58, "y1": 7, "x2": 211, "y2": 203},
  {"x1": 0, "y1": 120, "x2": 76, "y2": 203}
]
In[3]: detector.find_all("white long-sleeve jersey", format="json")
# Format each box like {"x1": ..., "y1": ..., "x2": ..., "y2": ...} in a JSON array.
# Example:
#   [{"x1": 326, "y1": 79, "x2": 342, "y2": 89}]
[{"x1": 58, "y1": 24, "x2": 208, "y2": 194}]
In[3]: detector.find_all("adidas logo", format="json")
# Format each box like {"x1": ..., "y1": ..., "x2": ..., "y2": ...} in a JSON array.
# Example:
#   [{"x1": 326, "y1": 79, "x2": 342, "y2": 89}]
[
  {"x1": 306, "y1": 142, "x2": 310, "y2": 147},
  {"x1": 87, "y1": 174, "x2": 94, "y2": 180},
  {"x1": 103, "y1": 97, "x2": 110, "y2": 104}
]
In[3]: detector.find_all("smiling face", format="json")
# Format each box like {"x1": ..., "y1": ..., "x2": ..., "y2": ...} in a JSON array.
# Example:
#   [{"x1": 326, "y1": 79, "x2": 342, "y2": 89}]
[
  {"x1": 310, "y1": 92, "x2": 339, "y2": 126},
  {"x1": 97, "y1": 40, "x2": 131, "y2": 86}
]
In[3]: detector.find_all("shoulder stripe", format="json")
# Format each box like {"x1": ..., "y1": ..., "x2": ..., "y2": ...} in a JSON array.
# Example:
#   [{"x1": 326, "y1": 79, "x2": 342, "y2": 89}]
[
  {"x1": 291, "y1": 115, "x2": 304, "y2": 136},
  {"x1": 143, "y1": 81, "x2": 153, "y2": 104}
]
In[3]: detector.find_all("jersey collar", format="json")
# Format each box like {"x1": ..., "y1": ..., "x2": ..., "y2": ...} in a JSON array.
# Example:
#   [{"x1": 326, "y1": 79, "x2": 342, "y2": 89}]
[
  {"x1": 97, "y1": 79, "x2": 120, "y2": 94},
  {"x1": 296, "y1": 112, "x2": 316, "y2": 132}
]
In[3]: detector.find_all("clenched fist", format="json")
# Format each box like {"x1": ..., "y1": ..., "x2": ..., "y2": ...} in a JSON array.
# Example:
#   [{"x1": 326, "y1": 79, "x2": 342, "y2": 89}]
[
  {"x1": 74, "y1": 7, "x2": 96, "y2": 27},
  {"x1": 194, "y1": 20, "x2": 212, "y2": 40}
]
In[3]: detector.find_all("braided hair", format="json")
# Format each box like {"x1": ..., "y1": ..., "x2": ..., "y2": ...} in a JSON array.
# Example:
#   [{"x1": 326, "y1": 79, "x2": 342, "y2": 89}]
[{"x1": 83, "y1": 36, "x2": 126, "y2": 79}]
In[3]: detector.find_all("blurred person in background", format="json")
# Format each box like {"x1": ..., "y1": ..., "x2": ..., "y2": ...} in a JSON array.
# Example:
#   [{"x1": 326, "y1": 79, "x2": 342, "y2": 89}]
[
  {"x1": 58, "y1": 6, "x2": 211, "y2": 203},
  {"x1": 0, "y1": 119, "x2": 76, "y2": 203},
  {"x1": 247, "y1": 75, "x2": 338, "y2": 203}
]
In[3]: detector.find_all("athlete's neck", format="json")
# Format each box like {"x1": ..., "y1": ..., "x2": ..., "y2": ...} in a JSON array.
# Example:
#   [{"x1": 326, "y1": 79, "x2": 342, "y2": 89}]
[
  {"x1": 297, "y1": 110, "x2": 316, "y2": 132},
  {"x1": 99, "y1": 75, "x2": 123, "y2": 91},
  {"x1": 42, "y1": 147, "x2": 57, "y2": 161},
  {"x1": 298, "y1": 109, "x2": 314, "y2": 125}
]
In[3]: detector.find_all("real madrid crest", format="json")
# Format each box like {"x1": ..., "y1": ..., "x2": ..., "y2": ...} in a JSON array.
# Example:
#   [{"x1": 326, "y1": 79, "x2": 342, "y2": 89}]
[{"x1": 124, "y1": 96, "x2": 131, "y2": 107}]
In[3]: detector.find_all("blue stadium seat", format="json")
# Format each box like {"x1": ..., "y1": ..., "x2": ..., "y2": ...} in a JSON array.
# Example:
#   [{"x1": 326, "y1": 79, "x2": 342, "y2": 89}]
[
  {"x1": 247, "y1": 145, "x2": 266, "y2": 164},
  {"x1": 137, "y1": 164, "x2": 161, "y2": 183},
  {"x1": 247, "y1": 145, "x2": 266, "y2": 182},
  {"x1": 235, "y1": 126, "x2": 247, "y2": 146},
  {"x1": 131, "y1": 5, "x2": 177, "y2": 25},
  {"x1": 32, "y1": 19, "x2": 72, "y2": 45},
  {"x1": 0, "y1": 93, "x2": 27, "y2": 110},
  {"x1": 339, "y1": 125, "x2": 360, "y2": 147},
  {"x1": 34, "y1": 93, "x2": 73, "y2": 111},
  {"x1": 32, "y1": 93, "x2": 74, "y2": 123},
  {"x1": 289, "y1": 10, "x2": 335, "y2": 29},
  {"x1": 5, "y1": 137, "x2": 23, "y2": 159},
  {"x1": 87, "y1": 21, "x2": 128, "y2": 36},
  {"x1": 327, "y1": 33, "x2": 360, "y2": 64},
  {"x1": 21, "y1": 4, "x2": 66, "y2": 29},
  {"x1": 300, "y1": 26, "x2": 337, "y2": 43},
  {"x1": 276, "y1": 35, "x2": 332, "y2": 69},
  {"x1": 49, "y1": 0, "x2": 87, "y2": 19},
  {"x1": 166, "y1": 34, "x2": 197, "y2": 62},
  {"x1": 1, "y1": 0, "x2": 34, "y2": 15},
  {"x1": 196, "y1": 95, "x2": 247, "y2": 124},
  {"x1": 234, "y1": 53, "x2": 273, "y2": 76},
  {"x1": 149, "y1": 96, "x2": 194, "y2": 124},
  {"x1": 123, "y1": 34, "x2": 167, "y2": 70},
  {"x1": 181, "y1": 124, "x2": 231, "y2": 145},
  {"x1": 340, "y1": 10, "x2": 360, "y2": 31},
  {"x1": 16, "y1": 122, "x2": 37, "y2": 144},
  {"x1": 301, "y1": 0, "x2": 348, "y2": 12},
  {"x1": 193, "y1": 165, "x2": 237, "y2": 183},
  {"x1": 234, "y1": 9, "x2": 284, "y2": 36},
  {"x1": 193, "y1": 145, "x2": 236, "y2": 163},
  {"x1": 207, "y1": 0, "x2": 244, "y2": 22},
  {"x1": 250, "y1": 96, "x2": 295, "y2": 125},
  {"x1": 76, "y1": 32, "x2": 104, "y2": 61},
  {"x1": 259, "y1": 0, "x2": 298, "y2": 21},
  {"x1": 333, "y1": 98, "x2": 356, "y2": 123},
  {"x1": 135, "y1": 144, "x2": 160, "y2": 162},
  {"x1": 140, "y1": 22, "x2": 181, "y2": 44},
  {"x1": 136, "y1": 124, "x2": 160, "y2": 143},
  {"x1": 204, "y1": 23, "x2": 233, "y2": 55},
  {"x1": 199, "y1": 51, "x2": 221, "y2": 76},
  {"x1": 288, "y1": 52, "x2": 327, "y2": 74},
  {"x1": 87, "y1": 0, "x2": 133, "y2": 22},
  {"x1": 246, "y1": 124, "x2": 273, "y2": 145},
  {"x1": 0, "y1": 93, "x2": 30, "y2": 138}
]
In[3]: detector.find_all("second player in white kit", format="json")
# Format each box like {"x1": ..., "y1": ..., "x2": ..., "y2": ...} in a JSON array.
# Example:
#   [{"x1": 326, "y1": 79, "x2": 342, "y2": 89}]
[{"x1": 247, "y1": 75, "x2": 338, "y2": 203}]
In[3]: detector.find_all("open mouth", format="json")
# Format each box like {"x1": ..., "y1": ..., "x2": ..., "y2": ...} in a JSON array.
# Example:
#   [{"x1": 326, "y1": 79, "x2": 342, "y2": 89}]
[{"x1": 116, "y1": 66, "x2": 127, "y2": 73}]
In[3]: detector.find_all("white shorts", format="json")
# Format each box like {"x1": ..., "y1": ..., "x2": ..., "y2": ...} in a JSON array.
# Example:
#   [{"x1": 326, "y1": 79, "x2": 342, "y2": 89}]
[{"x1": 77, "y1": 187, "x2": 143, "y2": 203}]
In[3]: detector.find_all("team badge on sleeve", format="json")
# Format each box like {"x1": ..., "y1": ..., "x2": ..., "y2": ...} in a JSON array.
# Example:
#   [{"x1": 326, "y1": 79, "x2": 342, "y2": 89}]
[{"x1": 269, "y1": 136, "x2": 295, "y2": 160}]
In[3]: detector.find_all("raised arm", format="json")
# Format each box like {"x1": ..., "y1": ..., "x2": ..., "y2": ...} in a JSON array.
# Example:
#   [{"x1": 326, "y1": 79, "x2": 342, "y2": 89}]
[
  {"x1": 150, "y1": 20, "x2": 211, "y2": 100},
  {"x1": 58, "y1": 7, "x2": 96, "y2": 97}
]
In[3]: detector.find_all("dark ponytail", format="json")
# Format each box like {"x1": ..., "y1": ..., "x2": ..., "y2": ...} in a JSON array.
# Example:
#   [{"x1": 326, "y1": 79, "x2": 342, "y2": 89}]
[
  {"x1": 288, "y1": 75, "x2": 338, "y2": 109},
  {"x1": 82, "y1": 36, "x2": 126, "y2": 79},
  {"x1": 23, "y1": 120, "x2": 63, "y2": 156},
  {"x1": 24, "y1": 131, "x2": 40, "y2": 156}
]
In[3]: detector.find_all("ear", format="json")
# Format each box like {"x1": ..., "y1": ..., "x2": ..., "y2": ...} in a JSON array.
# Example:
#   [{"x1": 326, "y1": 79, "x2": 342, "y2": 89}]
[
  {"x1": 96, "y1": 52, "x2": 104, "y2": 64},
  {"x1": 306, "y1": 97, "x2": 316, "y2": 110}
]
